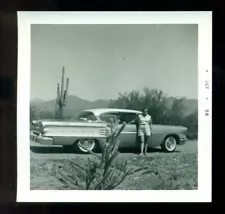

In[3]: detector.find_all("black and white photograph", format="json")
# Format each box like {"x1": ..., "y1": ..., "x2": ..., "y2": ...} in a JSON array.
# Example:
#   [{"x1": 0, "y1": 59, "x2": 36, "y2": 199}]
[{"x1": 17, "y1": 12, "x2": 212, "y2": 202}]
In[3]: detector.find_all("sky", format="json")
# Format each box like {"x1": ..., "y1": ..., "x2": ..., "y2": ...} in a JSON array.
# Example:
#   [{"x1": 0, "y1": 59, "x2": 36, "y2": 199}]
[{"x1": 31, "y1": 24, "x2": 198, "y2": 101}]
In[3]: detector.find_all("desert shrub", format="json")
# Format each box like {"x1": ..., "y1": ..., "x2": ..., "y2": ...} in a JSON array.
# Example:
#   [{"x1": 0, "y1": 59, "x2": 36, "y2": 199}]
[
  {"x1": 182, "y1": 110, "x2": 198, "y2": 140},
  {"x1": 30, "y1": 105, "x2": 55, "y2": 121},
  {"x1": 109, "y1": 88, "x2": 198, "y2": 139},
  {"x1": 53, "y1": 121, "x2": 158, "y2": 190},
  {"x1": 39, "y1": 110, "x2": 54, "y2": 119},
  {"x1": 30, "y1": 105, "x2": 39, "y2": 122}
]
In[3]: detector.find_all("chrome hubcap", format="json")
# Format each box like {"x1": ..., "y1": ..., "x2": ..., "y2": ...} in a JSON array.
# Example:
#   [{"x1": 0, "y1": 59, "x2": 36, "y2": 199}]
[
  {"x1": 165, "y1": 137, "x2": 176, "y2": 151},
  {"x1": 79, "y1": 139, "x2": 95, "y2": 152}
]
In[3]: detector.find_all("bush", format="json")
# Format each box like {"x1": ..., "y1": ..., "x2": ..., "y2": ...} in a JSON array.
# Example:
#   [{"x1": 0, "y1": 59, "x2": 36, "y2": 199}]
[
  {"x1": 109, "y1": 88, "x2": 197, "y2": 139},
  {"x1": 53, "y1": 121, "x2": 158, "y2": 190},
  {"x1": 182, "y1": 110, "x2": 198, "y2": 140},
  {"x1": 30, "y1": 105, "x2": 55, "y2": 121}
]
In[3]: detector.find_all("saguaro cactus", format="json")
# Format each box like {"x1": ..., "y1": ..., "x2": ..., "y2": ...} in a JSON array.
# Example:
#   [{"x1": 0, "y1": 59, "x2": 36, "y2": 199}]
[{"x1": 55, "y1": 67, "x2": 69, "y2": 119}]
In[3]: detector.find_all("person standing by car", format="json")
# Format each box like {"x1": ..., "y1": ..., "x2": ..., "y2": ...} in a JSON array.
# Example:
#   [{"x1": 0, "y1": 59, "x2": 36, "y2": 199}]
[{"x1": 135, "y1": 108, "x2": 152, "y2": 155}]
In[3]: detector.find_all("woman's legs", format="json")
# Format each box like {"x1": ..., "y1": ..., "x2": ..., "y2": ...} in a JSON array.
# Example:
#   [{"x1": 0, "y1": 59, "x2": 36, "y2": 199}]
[
  {"x1": 139, "y1": 135, "x2": 144, "y2": 155},
  {"x1": 138, "y1": 126, "x2": 145, "y2": 155},
  {"x1": 144, "y1": 135, "x2": 149, "y2": 154},
  {"x1": 143, "y1": 125, "x2": 151, "y2": 155}
]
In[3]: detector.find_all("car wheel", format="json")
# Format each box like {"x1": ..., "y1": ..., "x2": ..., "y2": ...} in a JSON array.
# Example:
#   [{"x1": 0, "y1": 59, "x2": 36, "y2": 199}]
[
  {"x1": 75, "y1": 138, "x2": 97, "y2": 154},
  {"x1": 161, "y1": 136, "x2": 177, "y2": 152}
]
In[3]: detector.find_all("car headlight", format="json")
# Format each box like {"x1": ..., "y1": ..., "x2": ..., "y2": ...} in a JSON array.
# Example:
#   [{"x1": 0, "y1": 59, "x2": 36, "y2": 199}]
[{"x1": 179, "y1": 134, "x2": 187, "y2": 139}]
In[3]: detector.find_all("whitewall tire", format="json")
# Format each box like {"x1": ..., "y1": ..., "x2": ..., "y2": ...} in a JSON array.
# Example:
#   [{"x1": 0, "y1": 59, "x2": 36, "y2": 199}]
[
  {"x1": 75, "y1": 138, "x2": 97, "y2": 154},
  {"x1": 161, "y1": 136, "x2": 177, "y2": 152}
]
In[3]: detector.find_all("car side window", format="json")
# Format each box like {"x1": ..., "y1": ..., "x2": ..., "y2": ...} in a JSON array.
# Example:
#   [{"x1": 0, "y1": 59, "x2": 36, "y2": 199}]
[
  {"x1": 116, "y1": 113, "x2": 138, "y2": 124},
  {"x1": 87, "y1": 113, "x2": 97, "y2": 121},
  {"x1": 125, "y1": 113, "x2": 139, "y2": 124},
  {"x1": 116, "y1": 113, "x2": 126, "y2": 124},
  {"x1": 99, "y1": 112, "x2": 139, "y2": 124},
  {"x1": 99, "y1": 112, "x2": 120, "y2": 123}
]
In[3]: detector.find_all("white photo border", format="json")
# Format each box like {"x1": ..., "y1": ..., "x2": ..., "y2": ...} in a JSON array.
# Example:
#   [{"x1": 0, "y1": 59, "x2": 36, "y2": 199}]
[{"x1": 17, "y1": 11, "x2": 212, "y2": 202}]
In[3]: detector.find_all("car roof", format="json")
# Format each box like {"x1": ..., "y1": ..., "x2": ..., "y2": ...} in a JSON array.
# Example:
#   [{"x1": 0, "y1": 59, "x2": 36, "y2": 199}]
[{"x1": 82, "y1": 108, "x2": 142, "y2": 116}]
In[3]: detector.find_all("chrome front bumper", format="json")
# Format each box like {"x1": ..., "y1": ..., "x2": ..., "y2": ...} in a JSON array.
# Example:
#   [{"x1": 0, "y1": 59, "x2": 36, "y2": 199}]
[{"x1": 178, "y1": 135, "x2": 188, "y2": 145}]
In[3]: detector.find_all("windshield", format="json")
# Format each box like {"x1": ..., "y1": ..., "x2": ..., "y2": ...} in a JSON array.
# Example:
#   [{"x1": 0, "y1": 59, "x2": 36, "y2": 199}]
[{"x1": 76, "y1": 111, "x2": 98, "y2": 121}]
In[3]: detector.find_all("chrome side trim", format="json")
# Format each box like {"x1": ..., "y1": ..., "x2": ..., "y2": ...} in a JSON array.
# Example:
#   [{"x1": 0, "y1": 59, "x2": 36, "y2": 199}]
[{"x1": 121, "y1": 131, "x2": 136, "y2": 134}]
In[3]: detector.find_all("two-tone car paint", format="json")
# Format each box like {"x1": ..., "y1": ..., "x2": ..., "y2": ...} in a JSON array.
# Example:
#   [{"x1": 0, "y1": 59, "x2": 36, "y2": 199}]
[
  {"x1": 31, "y1": 108, "x2": 188, "y2": 152},
  {"x1": 77, "y1": 108, "x2": 187, "y2": 148}
]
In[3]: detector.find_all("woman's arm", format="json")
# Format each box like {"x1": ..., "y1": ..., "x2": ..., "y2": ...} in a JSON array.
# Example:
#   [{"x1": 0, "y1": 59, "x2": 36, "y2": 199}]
[{"x1": 130, "y1": 114, "x2": 140, "y2": 124}]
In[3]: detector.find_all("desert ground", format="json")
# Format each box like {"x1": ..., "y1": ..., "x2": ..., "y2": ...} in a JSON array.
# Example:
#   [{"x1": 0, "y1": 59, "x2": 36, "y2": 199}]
[{"x1": 30, "y1": 140, "x2": 197, "y2": 190}]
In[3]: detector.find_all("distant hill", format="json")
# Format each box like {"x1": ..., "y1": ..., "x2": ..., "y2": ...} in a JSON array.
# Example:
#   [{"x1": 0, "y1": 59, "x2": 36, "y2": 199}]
[
  {"x1": 30, "y1": 95, "x2": 197, "y2": 118},
  {"x1": 30, "y1": 95, "x2": 110, "y2": 117}
]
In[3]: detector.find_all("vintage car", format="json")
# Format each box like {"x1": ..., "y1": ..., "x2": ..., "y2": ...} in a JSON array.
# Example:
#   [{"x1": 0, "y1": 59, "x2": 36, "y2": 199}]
[{"x1": 31, "y1": 108, "x2": 188, "y2": 153}]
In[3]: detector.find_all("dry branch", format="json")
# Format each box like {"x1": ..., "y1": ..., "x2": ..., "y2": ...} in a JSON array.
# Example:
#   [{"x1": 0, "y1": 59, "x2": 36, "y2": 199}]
[{"x1": 55, "y1": 120, "x2": 159, "y2": 190}]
